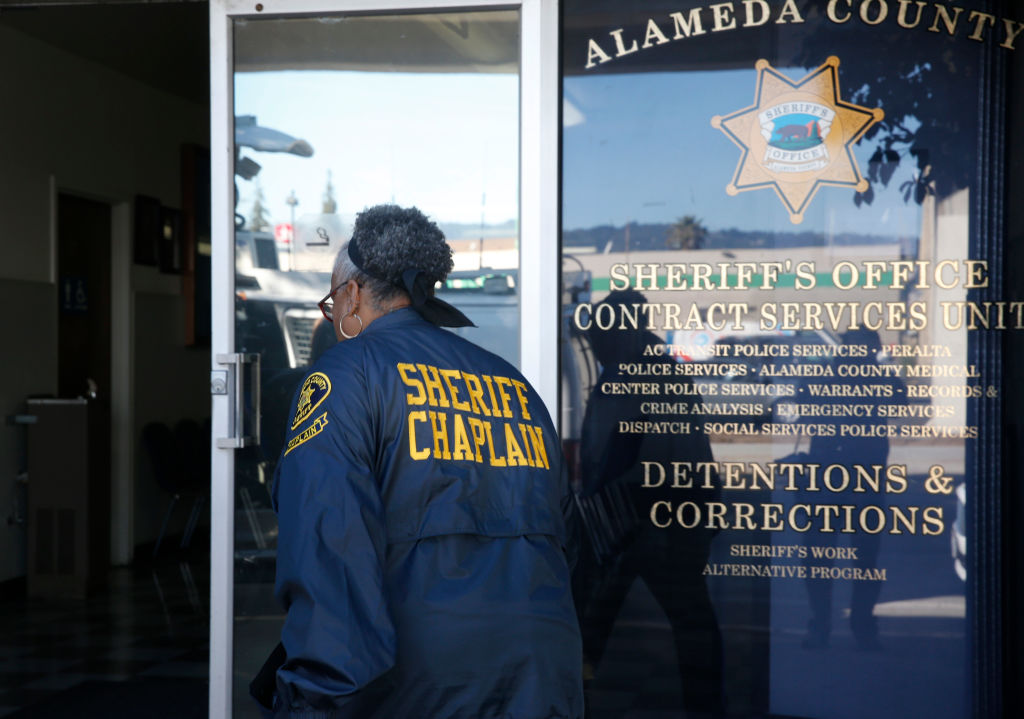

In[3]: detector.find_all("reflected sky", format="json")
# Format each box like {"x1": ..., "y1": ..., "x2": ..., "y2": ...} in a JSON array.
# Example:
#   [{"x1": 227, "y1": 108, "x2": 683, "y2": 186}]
[
  {"x1": 235, "y1": 65, "x2": 925, "y2": 240},
  {"x1": 234, "y1": 71, "x2": 518, "y2": 229},
  {"x1": 563, "y1": 69, "x2": 924, "y2": 237}
]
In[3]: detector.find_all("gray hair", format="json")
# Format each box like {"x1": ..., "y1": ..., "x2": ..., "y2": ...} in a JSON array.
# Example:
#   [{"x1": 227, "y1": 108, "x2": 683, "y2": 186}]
[{"x1": 333, "y1": 204, "x2": 454, "y2": 309}]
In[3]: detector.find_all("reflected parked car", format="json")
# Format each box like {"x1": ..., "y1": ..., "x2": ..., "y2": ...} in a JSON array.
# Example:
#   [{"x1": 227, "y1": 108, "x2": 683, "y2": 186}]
[
  {"x1": 435, "y1": 269, "x2": 520, "y2": 364},
  {"x1": 235, "y1": 229, "x2": 331, "y2": 369}
]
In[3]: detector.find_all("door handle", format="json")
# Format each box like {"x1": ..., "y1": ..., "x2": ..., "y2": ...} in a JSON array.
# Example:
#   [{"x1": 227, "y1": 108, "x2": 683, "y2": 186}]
[{"x1": 214, "y1": 353, "x2": 261, "y2": 449}]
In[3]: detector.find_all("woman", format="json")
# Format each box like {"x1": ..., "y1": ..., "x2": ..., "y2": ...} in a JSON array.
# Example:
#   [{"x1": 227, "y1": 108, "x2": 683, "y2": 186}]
[{"x1": 270, "y1": 205, "x2": 583, "y2": 718}]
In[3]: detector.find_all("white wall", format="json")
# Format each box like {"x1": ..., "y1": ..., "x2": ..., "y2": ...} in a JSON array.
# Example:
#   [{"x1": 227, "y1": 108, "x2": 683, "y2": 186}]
[
  {"x1": 0, "y1": 22, "x2": 210, "y2": 582},
  {"x1": 0, "y1": 281, "x2": 58, "y2": 581}
]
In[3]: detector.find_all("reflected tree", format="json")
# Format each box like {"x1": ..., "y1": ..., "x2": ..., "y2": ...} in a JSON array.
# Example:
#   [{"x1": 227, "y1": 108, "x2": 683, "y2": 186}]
[
  {"x1": 322, "y1": 170, "x2": 338, "y2": 214},
  {"x1": 248, "y1": 180, "x2": 271, "y2": 231},
  {"x1": 666, "y1": 215, "x2": 708, "y2": 249},
  {"x1": 791, "y1": 10, "x2": 978, "y2": 207}
]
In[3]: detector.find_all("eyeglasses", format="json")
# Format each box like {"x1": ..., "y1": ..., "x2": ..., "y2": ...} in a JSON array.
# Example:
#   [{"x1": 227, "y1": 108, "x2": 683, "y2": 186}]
[
  {"x1": 318, "y1": 281, "x2": 345, "y2": 322},
  {"x1": 317, "y1": 279, "x2": 361, "y2": 321}
]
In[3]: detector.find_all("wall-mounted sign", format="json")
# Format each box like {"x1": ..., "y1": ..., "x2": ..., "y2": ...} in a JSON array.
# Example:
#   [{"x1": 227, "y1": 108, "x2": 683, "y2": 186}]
[{"x1": 60, "y1": 276, "x2": 88, "y2": 314}]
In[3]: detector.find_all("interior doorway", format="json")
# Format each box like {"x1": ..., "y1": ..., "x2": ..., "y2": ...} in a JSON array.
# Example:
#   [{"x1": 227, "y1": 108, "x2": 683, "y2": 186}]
[
  {"x1": 51, "y1": 193, "x2": 114, "y2": 592},
  {"x1": 57, "y1": 193, "x2": 111, "y2": 403}
]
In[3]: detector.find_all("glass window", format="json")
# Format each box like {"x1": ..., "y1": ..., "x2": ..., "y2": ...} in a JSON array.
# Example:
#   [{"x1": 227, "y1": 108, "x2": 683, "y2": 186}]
[{"x1": 560, "y1": 2, "x2": 1019, "y2": 716}]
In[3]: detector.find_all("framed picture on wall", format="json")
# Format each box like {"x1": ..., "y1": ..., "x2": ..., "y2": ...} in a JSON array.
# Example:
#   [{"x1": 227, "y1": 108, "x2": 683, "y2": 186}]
[
  {"x1": 133, "y1": 195, "x2": 161, "y2": 266},
  {"x1": 158, "y1": 207, "x2": 182, "y2": 274}
]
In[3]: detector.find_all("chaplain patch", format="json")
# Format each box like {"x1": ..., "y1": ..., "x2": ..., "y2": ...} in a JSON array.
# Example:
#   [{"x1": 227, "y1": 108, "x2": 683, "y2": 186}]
[
  {"x1": 292, "y1": 372, "x2": 331, "y2": 430},
  {"x1": 285, "y1": 412, "x2": 329, "y2": 456}
]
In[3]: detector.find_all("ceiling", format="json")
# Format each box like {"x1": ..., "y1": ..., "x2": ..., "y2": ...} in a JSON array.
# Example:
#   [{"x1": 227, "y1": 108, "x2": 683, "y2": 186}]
[
  {"x1": 233, "y1": 11, "x2": 518, "y2": 75},
  {"x1": 0, "y1": 1, "x2": 210, "y2": 105}
]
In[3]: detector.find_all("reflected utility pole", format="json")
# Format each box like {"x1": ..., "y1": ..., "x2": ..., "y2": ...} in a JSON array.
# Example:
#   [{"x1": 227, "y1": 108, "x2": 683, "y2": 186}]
[
  {"x1": 285, "y1": 189, "x2": 298, "y2": 270},
  {"x1": 479, "y1": 192, "x2": 486, "y2": 270}
]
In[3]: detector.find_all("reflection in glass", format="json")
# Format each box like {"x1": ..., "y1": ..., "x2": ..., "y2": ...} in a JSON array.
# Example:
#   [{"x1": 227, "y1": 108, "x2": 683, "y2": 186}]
[
  {"x1": 561, "y1": 2, "x2": 982, "y2": 717},
  {"x1": 576, "y1": 290, "x2": 724, "y2": 716},
  {"x1": 230, "y1": 10, "x2": 519, "y2": 717}
]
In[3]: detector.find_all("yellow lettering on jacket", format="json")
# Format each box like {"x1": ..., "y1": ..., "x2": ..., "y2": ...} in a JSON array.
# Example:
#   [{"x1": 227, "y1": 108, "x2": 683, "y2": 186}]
[{"x1": 396, "y1": 362, "x2": 551, "y2": 470}]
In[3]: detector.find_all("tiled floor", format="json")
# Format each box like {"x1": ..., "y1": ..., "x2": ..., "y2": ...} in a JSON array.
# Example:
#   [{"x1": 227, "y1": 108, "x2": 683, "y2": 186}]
[{"x1": 0, "y1": 556, "x2": 209, "y2": 718}]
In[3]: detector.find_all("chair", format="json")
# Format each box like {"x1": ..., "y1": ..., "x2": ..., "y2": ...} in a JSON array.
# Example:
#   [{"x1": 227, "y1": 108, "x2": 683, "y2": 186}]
[
  {"x1": 141, "y1": 420, "x2": 208, "y2": 558},
  {"x1": 172, "y1": 418, "x2": 209, "y2": 551}
]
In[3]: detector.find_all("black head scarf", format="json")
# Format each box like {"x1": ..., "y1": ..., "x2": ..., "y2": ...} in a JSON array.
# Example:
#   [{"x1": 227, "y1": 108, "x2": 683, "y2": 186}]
[{"x1": 348, "y1": 236, "x2": 475, "y2": 328}]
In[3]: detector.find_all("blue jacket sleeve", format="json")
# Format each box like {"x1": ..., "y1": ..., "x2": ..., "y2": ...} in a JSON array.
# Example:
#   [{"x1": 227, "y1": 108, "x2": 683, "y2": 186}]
[{"x1": 270, "y1": 369, "x2": 395, "y2": 719}]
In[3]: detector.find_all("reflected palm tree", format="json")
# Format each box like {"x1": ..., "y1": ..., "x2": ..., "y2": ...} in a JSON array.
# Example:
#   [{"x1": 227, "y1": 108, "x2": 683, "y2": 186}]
[{"x1": 666, "y1": 214, "x2": 707, "y2": 250}]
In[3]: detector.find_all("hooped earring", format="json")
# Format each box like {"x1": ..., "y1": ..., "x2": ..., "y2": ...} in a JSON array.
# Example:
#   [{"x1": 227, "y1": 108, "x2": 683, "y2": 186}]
[{"x1": 339, "y1": 311, "x2": 363, "y2": 340}]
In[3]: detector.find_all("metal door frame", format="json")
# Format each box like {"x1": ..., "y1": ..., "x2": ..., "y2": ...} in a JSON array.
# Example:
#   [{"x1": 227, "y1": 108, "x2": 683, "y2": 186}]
[{"x1": 208, "y1": 1, "x2": 559, "y2": 715}]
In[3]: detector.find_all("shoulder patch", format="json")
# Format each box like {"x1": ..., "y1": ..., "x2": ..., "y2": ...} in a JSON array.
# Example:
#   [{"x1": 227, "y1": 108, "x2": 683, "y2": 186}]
[
  {"x1": 292, "y1": 372, "x2": 332, "y2": 430},
  {"x1": 284, "y1": 412, "x2": 329, "y2": 456}
]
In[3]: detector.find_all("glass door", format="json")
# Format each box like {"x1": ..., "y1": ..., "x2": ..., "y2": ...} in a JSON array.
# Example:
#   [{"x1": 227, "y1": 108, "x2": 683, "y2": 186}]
[{"x1": 209, "y1": 1, "x2": 558, "y2": 716}]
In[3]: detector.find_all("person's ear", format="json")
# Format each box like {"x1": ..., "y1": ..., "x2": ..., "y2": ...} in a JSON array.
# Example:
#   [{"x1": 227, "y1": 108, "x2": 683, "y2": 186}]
[{"x1": 343, "y1": 279, "x2": 361, "y2": 311}]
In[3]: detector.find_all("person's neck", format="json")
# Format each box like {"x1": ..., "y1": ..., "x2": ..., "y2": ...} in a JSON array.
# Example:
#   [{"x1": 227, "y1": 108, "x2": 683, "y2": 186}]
[{"x1": 359, "y1": 300, "x2": 410, "y2": 330}]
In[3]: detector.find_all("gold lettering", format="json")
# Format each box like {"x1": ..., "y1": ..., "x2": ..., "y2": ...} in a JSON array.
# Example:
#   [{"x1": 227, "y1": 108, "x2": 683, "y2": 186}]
[
  {"x1": 967, "y1": 10, "x2": 996, "y2": 41},
  {"x1": 585, "y1": 38, "x2": 612, "y2": 69},
  {"x1": 467, "y1": 417, "x2": 488, "y2": 463},
  {"x1": 451, "y1": 413, "x2": 474, "y2": 461},
  {"x1": 518, "y1": 424, "x2": 537, "y2": 467},
  {"x1": 886, "y1": 465, "x2": 909, "y2": 493},
  {"x1": 733, "y1": 502, "x2": 757, "y2": 530},
  {"x1": 670, "y1": 9, "x2": 706, "y2": 38},
  {"x1": 609, "y1": 263, "x2": 630, "y2": 291},
  {"x1": 461, "y1": 371, "x2": 492, "y2": 416},
  {"x1": 609, "y1": 28, "x2": 639, "y2": 57},
  {"x1": 510, "y1": 379, "x2": 532, "y2": 420},
  {"x1": 586, "y1": 1, "x2": 1018, "y2": 76},
  {"x1": 762, "y1": 503, "x2": 784, "y2": 531},
  {"x1": 527, "y1": 424, "x2": 550, "y2": 470},
  {"x1": 503, "y1": 423, "x2": 527, "y2": 467},
  {"x1": 482, "y1": 375, "x2": 502, "y2": 417},
  {"x1": 776, "y1": 0, "x2": 805, "y2": 23},
  {"x1": 418, "y1": 363, "x2": 450, "y2": 408},
  {"x1": 897, "y1": 0, "x2": 927, "y2": 28},
  {"x1": 494, "y1": 376, "x2": 515, "y2": 418},
  {"x1": 483, "y1": 421, "x2": 507, "y2": 467},
  {"x1": 706, "y1": 502, "x2": 729, "y2": 529},
  {"x1": 710, "y1": 2, "x2": 737, "y2": 31},
  {"x1": 642, "y1": 18, "x2": 670, "y2": 48},
  {"x1": 889, "y1": 505, "x2": 918, "y2": 534},
  {"x1": 827, "y1": 0, "x2": 853, "y2": 23},
  {"x1": 817, "y1": 504, "x2": 841, "y2": 532},
  {"x1": 742, "y1": 0, "x2": 771, "y2": 27},
  {"x1": 859, "y1": 0, "x2": 888, "y2": 25},
  {"x1": 440, "y1": 368, "x2": 470, "y2": 412},
  {"x1": 922, "y1": 506, "x2": 945, "y2": 535},
  {"x1": 429, "y1": 410, "x2": 451, "y2": 460},
  {"x1": 408, "y1": 411, "x2": 430, "y2": 460},
  {"x1": 789, "y1": 504, "x2": 813, "y2": 532},
  {"x1": 651, "y1": 501, "x2": 673, "y2": 528},
  {"x1": 928, "y1": 3, "x2": 963, "y2": 35},
  {"x1": 683, "y1": 302, "x2": 704, "y2": 330},
  {"x1": 1002, "y1": 18, "x2": 1024, "y2": 49},
  {"x1": 859, "y1": 506, "x2": 887, "y2": 534},
  {"x1": 397, "y1": 363, "x2": 426, "y2": 405}
]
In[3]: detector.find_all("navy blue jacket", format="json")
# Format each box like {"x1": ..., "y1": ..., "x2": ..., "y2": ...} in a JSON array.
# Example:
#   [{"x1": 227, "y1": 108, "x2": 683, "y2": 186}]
[{"x1": 272, "y1": 308, "x2": 583, "y2": 718}]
